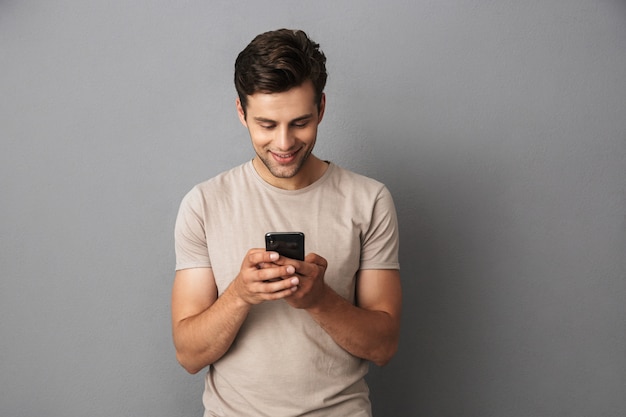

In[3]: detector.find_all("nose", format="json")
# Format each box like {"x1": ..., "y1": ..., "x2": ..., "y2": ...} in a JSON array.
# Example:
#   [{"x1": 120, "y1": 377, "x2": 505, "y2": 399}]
[{"x1": 275, "y1": 126, "x2": 295, "y2": 151}]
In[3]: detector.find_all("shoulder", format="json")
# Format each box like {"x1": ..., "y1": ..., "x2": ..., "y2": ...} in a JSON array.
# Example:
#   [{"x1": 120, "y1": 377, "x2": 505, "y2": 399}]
[
  {"x1": 195, "y1": 162, "x2": 250, "y2": 193},
  {"x1": 327, "y1": 163, "x2": 389, "y2": 197},
  {"x1": 181, "y1": 162, "x2": 252, "y2": 202}
]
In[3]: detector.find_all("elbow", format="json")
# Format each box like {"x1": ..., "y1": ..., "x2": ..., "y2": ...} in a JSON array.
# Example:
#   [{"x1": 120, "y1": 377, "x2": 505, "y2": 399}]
[
  {"x1": 176, "y1": 351, "x2": 206, "y2": 375},
  {"x1": 172, "y1": 333, "x2": 213, "y2": 374},
  {"x1": 372, "y1": 355, "x2": 392, "y2": 367},
  {"x1": 371, "y1": 337, "x2": 399, "y2": 367},
  {"x1": 372, "y1": 350, "x2": 396, "y2": 367}
]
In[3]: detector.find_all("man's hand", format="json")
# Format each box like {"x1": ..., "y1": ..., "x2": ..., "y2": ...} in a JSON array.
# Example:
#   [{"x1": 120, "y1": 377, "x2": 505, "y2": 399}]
[
  {"x1": 172, "y1": 248, "x2": 303, "y2": 373},
  {"x1": 274, "y1": 253, "x2": 329, "y2": 310},
  {"x1": 229, "y1": 249, "x2": 301, "y2": 305},
  {"x1": 269, "y1": 252, "x2": 401, "y2": 366}
]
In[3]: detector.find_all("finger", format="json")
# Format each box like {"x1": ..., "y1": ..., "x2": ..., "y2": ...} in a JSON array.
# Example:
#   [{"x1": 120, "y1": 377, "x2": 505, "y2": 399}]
[
  {"x1": 251, "y1": 275, "x2": 299, "y2": 300},
  {"x1": 256, "y1": 264, "x2": 296, "y2": 282},
  {"x1": 269, "y1": 255, "x2": 302, "y2": 268},
  {"x1": 257, "y1": 262, "x2": 278, "y2": 269},
  {"x1": 304, "y1": 253, "x2": 328, "y2": 269},
  {"x1": 246, "y1": 249, "x2": 280, "y2": 267},
  {"x1": 264, "y1": 276, "x2": 300, "y2": 294}
]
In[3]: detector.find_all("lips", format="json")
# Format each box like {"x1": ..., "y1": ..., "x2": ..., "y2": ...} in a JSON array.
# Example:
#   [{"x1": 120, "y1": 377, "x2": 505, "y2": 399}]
[{"x1": 270, "y1": 149, "x2": 299, "y2": 164}]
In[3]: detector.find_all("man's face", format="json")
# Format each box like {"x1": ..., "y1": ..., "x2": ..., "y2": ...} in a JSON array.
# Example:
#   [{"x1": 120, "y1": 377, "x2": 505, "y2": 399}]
[{"x1": 237, "y1": 81, "x2": 325, "y2": 188}]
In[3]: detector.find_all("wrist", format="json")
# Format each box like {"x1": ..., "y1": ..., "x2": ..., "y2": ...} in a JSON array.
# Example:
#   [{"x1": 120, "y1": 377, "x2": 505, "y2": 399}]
[
  {"x1": 224, "y1": 280, "x2": 254, "y2": 309},
  {"x1": 304, "y1": 284, "x2": 335, "y2": 315}
]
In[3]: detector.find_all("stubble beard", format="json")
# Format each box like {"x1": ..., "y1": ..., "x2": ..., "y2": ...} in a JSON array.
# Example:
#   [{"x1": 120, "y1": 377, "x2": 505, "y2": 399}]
[{"x1": 257, "y1": 145, "x2": 314, "y2": 179}]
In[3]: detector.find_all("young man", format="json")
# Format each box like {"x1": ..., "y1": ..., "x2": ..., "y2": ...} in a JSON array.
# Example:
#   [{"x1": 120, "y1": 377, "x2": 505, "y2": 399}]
[{"x1": 172, "y1": 29, "x2": 401, "y2": 416}]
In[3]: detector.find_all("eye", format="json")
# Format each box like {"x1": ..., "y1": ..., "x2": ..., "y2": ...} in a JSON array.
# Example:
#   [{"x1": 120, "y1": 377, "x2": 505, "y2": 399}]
[{"x1": 292, "y1": 121, "x2": 309, "y2": 128}]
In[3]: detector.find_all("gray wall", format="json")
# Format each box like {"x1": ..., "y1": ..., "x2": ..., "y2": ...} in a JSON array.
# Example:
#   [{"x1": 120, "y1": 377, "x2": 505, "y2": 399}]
[{"x1": 1, "y1": 1, "x2": 624, "y2": 416}]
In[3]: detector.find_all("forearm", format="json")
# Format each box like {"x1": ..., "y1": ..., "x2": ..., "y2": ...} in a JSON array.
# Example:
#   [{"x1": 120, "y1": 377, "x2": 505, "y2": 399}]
[
  {"x1": 305, "y1": 285, "x2": 400, "y2": 366},
  {"x1": 172, "y1": 252, "x2": 301, "y2": 374},
  {"x1": 173, "y1": 286, "x2": 251, "y2": 374}
]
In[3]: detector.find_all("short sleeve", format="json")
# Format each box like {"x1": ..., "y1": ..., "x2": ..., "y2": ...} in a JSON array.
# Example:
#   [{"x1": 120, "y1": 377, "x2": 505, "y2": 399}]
[
  {"x1": 174, "y1": 187, "x2": 212, "y2": 271},
  {"x1": 360, "y1": 186, "x2": 400, "y2": 270}
]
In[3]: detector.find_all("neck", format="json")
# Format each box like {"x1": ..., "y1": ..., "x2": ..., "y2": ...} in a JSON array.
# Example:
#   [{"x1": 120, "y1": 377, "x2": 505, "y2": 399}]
[{"x1": 252, "y1": 155, "x2": 328, "y2": 190}]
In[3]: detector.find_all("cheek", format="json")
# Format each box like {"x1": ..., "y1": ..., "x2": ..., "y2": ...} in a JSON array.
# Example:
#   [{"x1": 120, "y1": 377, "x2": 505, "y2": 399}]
[
  {"x1": 302, "y1": 127, "x2": 318, "y2": 143},
  {"x1": 249, "y1": 129, "x2": 271, "y2": 145}
]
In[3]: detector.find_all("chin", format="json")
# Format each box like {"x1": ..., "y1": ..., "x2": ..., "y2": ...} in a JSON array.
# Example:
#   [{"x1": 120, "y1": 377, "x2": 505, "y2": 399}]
[
  {"x1": 264, "y1": 157, "x2": 307, "y2": 179},
  {"x1": 268, "y1": 166, "x2": 300, "y2": 179}
]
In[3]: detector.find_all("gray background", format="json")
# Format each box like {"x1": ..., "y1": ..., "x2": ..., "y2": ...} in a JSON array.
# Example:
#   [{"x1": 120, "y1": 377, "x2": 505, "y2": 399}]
[{"x1": 1, "y1": 1, "x2": 624, "y2": 416}]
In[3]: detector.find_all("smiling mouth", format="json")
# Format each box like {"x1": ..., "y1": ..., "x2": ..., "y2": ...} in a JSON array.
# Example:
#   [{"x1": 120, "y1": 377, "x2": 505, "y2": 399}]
[
  {"x1": 270, "y1": 148, "x2": 301, "y2": 163},
  {"x1": 273, "y1": 152, "x2": 296, "y2": 159}
]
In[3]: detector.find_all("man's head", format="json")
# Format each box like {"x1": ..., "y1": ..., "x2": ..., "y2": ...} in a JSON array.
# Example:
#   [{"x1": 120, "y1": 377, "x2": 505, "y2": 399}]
[{"x1": 234, "y1": 29, "x2": 327, "y2": 119}]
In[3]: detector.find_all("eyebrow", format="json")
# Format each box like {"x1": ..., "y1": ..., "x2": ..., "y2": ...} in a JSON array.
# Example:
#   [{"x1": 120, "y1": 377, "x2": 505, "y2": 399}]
[{"x1": 253, "y1": 114, "x2": 313, "y2": 124}]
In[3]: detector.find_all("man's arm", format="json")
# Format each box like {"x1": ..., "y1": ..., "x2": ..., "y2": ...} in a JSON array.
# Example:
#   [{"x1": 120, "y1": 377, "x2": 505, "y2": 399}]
[
  {"x1": 171, "y1": 267, "x2": 249, "y2": 374},
  {"x1": 284, "y1": 255, "x2": 402, "y2": 366},
  {"x1": 171, "y1": 250, "x2": 300, "y2": 374}
]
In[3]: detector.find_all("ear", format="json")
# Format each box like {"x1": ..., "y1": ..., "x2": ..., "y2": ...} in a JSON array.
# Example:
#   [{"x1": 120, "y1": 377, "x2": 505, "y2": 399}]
[
  {"x1": 317, "y1": 93, "x2": 326, "y2": 124},
  {"x1": 236, "y1": 98, "x2": 248, "y2": 127}
]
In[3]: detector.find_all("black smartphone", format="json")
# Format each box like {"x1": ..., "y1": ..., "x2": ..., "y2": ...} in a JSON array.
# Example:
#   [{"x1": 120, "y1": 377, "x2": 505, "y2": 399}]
[{"x1": 265, "y1": 232, "x2": 305, "y2": 261}]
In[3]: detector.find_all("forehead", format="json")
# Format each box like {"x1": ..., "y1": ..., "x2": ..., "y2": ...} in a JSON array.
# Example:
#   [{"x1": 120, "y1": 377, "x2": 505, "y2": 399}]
[{"x1": 246, "y1": 81, "x2": 317, "y2": 119}]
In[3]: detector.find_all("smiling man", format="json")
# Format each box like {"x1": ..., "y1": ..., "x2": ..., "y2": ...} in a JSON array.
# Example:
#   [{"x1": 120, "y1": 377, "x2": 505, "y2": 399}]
[
  {"x1": 241, "y1": 79, "x2": 326, "y2": 189},
  {"x1": 172, "y1": 29, "x2": 402, "y2": 417}
]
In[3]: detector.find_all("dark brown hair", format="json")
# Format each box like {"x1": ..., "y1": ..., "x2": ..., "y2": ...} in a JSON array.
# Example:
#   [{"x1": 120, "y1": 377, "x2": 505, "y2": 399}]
[{"x1": 234, "y1": 29, "x2": 327, "y2": 117}]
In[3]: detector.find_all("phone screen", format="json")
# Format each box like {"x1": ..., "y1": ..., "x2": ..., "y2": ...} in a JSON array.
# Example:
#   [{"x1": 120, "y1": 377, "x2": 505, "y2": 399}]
[{"x1": 265, "y1": 232, "x2": 305, "y2": 261}]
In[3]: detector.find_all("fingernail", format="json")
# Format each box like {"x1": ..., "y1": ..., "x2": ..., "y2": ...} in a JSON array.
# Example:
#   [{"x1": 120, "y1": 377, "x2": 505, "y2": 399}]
[
  {"x1": 290, "y1": 277, "x2": 299, "y2": 285},
  {"x1": 286, "y1": 266, "x2": 295, "y2": 274},
  {"x1": 269, "y1": 252, "x2": 279, "y2": 261}
]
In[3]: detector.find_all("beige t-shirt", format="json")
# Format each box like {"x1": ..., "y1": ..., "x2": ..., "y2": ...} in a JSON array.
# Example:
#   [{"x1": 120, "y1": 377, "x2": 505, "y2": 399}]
[{"x1": 175, "y1": 161, "x2": 400, "y2": 417}]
